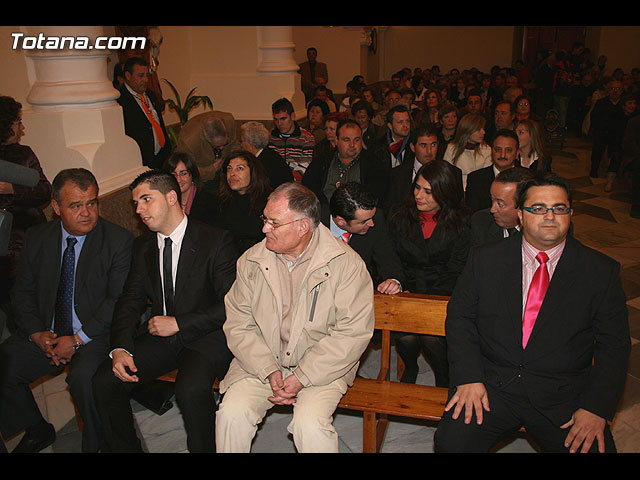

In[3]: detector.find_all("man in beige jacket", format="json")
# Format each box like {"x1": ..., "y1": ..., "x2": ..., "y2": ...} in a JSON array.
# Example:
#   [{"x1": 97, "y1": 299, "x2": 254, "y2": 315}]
[{"x1": 216, "y1": 182, "x2": 374, "y2": 453}]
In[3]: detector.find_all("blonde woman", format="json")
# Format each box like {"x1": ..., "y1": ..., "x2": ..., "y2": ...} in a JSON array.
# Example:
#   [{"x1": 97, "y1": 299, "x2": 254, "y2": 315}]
[
  {"x1": 515, "y1": 119, "x2": 552, "y2": 172},
  {"x1": 443, "y1": 113, "x2": 492, "y2": 188}
]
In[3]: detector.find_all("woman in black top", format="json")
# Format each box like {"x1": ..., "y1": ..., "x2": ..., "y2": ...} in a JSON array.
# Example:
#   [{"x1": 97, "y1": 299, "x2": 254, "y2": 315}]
[
  {"x1": 210, "y1": 150, "x2": 272, "y2": 254},
  {"x1": 387, "y1": 160, "x2": 471, "y2": 387}
]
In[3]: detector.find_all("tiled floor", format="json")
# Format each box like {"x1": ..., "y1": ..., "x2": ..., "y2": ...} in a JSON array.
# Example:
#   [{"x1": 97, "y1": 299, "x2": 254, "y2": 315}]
[{"x1": 2, "y1": 133, "x2": 640, "y2": 453}]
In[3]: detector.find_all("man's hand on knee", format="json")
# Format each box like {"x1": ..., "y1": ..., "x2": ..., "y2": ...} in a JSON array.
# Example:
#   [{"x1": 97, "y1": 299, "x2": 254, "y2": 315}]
[
  {"x1": 444, "y1": 382, "x2": 490, "y2": 425},
  {"x1": 111, "y1": 349, "x2": 139, "y2": 383},
  {"x1": 561, "y1": 408, "x2": 607, "y2": 453}
]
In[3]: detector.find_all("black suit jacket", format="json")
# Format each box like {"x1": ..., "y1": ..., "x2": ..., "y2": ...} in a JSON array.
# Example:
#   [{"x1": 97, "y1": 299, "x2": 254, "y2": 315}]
[
  {"x1": 11, "y1": 217, "x2": 133, "y2": 339},
  {"x1": 446, "y1": 233, "x2": 631, "y2": 425},
  {"x1": 465, "y1": 165, "x2": 495, "y2": 213},
  {"x1": 469, "y1": 208, "x2": 507, "y2": 247},
  {"x1": 387, "y1": 208, "x2": 471, "y2": 296},
  {"x1": 117, "y1": 86, "x2": 171, "y2": 169},
  {"x1": 110, "y1": 219, "x2": 237, "y2": 376},
  {"x1": 258, "y1": 147, "x2": 294, "y2": 189},
  {"x1": 320, "y1": 207, "x2": 404, "y2": 287}
]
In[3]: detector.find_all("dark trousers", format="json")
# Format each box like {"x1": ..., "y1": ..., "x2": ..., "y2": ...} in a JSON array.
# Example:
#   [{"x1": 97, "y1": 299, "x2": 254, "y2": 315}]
[
  {"x1": 434, "y1": 379, "x2": 617, "y2": 453},
  {"x1": 92, "y1": 332, "x2": 219, "y2": 453},
  {"x1": 394, "y1": 334, "x2": 449, "y2": 387},
  {"x1": 590, "y1": 131, "x2": 623, "y2": 176},
  {"x1": 0, "y1": 333, "x2": 109, "y2": 452}
]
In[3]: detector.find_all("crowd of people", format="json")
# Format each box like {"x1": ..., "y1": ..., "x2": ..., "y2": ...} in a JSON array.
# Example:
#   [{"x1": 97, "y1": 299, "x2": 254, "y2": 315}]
[{"x1": 0, "y1": 43, "x2": 636, "y2": 454}]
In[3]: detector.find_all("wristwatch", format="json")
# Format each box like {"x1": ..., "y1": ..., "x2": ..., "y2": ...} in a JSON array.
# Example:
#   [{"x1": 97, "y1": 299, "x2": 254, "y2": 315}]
[{"x1": 72, "y1": 336, "x2": 83, "y2": 351}]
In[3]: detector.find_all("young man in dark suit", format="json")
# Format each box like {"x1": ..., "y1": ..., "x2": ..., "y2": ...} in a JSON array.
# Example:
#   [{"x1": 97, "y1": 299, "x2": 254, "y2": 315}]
[
  {"x1": 324, "y1": 181, "x2": 404, "y2": 295},
  {"x1": 0, "y1": 168, "x2": 133, "y2": 453},
  {"x1": 436, "y1": 172, "x2": 631, "y2": 453},
  {"x1": 117, "y1": 57, "x2": 171, "y2": 169},
  {"x1": 92, "y1": 170, "x2": 237, "y2": 453}
]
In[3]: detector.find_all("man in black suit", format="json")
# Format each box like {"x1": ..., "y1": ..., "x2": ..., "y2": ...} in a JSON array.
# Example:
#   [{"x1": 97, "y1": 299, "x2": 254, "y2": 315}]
[
  {"x1": 239, "y1": 120, "x2": 294, "y2": 189},
  {"x1": 302, "y1": 119, "x2": 389, "y2": 206},
  {"x1": 435, "y1": 172, "x2": 630, "y2": 453},
  {"x1": 117, "y1": 57, "x2": 171, "y2": 169},
  {"x1": 384, "y1": 123, "x2": 462, "y2": 210},
  {"x1": 372, "y1": 104, "x2": 413, "y2": 169},
  {"x1": 324, "y1": 181, "x2": 404, "y2": 294},
  {"x1": 0, "y1": 168, "x2": 133, "y2": 453},
  {"x1": 465, "y1": 129, "x2": 519, "y2": 213},
  {"x1": 470, "y1": 167, "x2": 534, "y2": 247},
  {"x1": 92, "y1": 170, "x2": 237, "y2": 453}
]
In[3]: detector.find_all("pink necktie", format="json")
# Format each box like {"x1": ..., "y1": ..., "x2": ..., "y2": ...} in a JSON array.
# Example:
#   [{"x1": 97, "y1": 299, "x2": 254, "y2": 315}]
[
  {"x1": 522, "y1": 251, "x2": 549, "y2": 348},
  {"x1": 340, "y1": 232, "x2": 351, "y2": 244}
]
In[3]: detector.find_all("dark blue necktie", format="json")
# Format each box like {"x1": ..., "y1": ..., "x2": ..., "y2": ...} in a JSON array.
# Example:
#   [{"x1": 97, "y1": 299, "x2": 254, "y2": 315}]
[{"x1": 54, "y1": 236, "x2": 77, "y2": 337}]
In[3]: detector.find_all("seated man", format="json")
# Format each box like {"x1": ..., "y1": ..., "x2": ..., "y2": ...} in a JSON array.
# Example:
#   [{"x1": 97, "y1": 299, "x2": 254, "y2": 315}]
[
  {"x1": 215, "y1": 182, "x2": 374, "y2": 453},
  {"x1": 324, "y1": 181, "x2": 404, "y2": 295},
  {"x1": 465, "y1": 129, "x2": 520, "y2": 213},
  {"x1": 435, "y1": 172, "x2": 630, "y2": 453},
  {"x1": 302, "y1": 118, "x2": 389, "y2": 206},
  {"x1": 239, "y1": 120, "x2": 294, "y2": 189},
  {"x1": 269, "y1": 97, "x2": 316, "y2": 181},
  {"x1": 470, "y1": 166, "x2": 535, "y2": 246},
  {"x1": 0, "y1": 168, "x2": 133, "y2": 453},
  {"x1": 92, "y1": 170, "x2": 238, "y2": 453}
]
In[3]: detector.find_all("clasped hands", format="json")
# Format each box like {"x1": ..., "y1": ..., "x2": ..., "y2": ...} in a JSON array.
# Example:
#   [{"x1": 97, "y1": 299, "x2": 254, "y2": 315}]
[
  {"x1": 31, "y1": 331, "x2": 81, "y2": 366},
  {"x1": 268, "y1": 370, "x2": 303, "y2": 406},
  {"x1": 445, "y1": 382, "x2": 608, "y2": 453},
  {"x1": 111, "y1": 315, "x2": 179, "y2": 383}
]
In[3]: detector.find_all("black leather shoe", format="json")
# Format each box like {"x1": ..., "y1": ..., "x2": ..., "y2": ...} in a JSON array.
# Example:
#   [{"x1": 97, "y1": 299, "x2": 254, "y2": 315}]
[{"x1": 12, "y1": 421, "x2": 55, "y2": 453}]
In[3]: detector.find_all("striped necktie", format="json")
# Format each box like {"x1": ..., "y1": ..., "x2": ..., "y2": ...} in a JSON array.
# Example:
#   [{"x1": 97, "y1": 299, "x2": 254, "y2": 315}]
[{"x1": 137, "y1": 93, "x2": 165, "y2": 147}]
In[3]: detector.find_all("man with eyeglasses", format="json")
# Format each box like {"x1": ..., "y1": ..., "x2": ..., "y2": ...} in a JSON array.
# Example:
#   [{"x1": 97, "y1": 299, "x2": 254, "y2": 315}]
[
  {"x1": 216, "y1": 182, "x2": 374, "y2": 452},
  {"x1": 436, "y1": 172, "x2": 630, "y2": 453}
]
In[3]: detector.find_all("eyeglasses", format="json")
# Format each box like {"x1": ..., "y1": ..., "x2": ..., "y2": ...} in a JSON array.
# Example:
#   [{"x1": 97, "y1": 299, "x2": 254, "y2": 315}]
[
  {"x1": 522, "y1": 205, "x2": 572, "y2": 215},
  {"x1": 260, "y1": 215, "x2": 304, "y2": 229}
]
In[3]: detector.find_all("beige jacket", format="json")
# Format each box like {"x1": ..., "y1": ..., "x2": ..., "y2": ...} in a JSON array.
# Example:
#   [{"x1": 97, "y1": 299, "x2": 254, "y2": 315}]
[{"x1": 220, "y1": 224, "x2": 374, "y2": 392}]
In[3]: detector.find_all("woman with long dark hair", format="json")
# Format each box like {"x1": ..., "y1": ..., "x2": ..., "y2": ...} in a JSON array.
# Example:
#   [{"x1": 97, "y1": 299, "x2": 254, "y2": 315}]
[
  {"x1": 211, "y1": 149, "x2": 272, "y2": 253},
  {"x1": 387, "y1": 160, "x2": 471, "y2": 387}
]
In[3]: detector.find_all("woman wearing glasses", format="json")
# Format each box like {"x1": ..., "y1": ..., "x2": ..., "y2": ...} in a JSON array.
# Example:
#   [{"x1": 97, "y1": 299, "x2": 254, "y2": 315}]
[{"x1": 387, "y1": 160, "x2": 471, "y2": 387}]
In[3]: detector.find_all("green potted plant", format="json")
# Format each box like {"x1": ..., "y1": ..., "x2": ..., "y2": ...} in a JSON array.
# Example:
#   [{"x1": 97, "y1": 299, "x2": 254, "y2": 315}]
[{"x1": 163, "y1": 78, "x2": 213, "y2": 149}]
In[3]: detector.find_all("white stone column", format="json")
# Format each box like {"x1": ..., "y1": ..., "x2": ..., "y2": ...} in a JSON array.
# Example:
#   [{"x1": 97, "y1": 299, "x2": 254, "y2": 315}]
[
  {"x1": 256, "y1": 26, "x2": 305, "y2": 114},
  {"x1": 19, "y1": 25, "x2": 145, "y2": 194}
]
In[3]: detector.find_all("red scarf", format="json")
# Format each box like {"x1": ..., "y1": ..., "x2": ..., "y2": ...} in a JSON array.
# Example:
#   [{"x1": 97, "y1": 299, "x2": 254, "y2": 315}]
[{"x1": 419, "y1": 210, "x2": 438, "y2": 239}]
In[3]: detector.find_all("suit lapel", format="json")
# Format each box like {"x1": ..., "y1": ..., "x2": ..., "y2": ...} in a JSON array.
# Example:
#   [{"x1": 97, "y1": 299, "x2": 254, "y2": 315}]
[
  {"x1": 526, "y1": 237, "x2": 580, "y2": 348},
  {"x1": 44, "y1": 221, "x2": 63, "y2": 319},
  {"x1": 498, "y1": 233, "x2": 525, "y2": 346},
  {"x1": 174, "y1": 222, "x2": 199, "y2": 301},
  {"x1": 74, "y1": 219, "x2": 101, "y2": 292},
  {"x1": 143, "y1": 233, "x2": 162, "y2": 307}
]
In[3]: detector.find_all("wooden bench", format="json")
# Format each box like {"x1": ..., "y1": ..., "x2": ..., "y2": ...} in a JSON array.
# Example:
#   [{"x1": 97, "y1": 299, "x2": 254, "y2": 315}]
[
  {"x1": 338, "y1": 292, "x2": 450, "y2": 453},
  {"x1": 157, "y1": 292, "x2": 450, "y2": 453}
]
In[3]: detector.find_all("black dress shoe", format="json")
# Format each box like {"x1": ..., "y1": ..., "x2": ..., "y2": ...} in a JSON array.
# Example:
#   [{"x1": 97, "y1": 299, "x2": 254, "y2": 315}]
[{"x1": 12, "y1": 421, "x2": 56, "y2": 453}]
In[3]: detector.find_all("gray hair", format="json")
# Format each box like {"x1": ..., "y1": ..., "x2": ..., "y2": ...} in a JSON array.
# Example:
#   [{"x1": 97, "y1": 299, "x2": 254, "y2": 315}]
[
  {"x1": 202, "y1": 117, "x2": 228, "y2": 144},
  {"x1": 270, "y1": 182, "x2": 320, "y2": 228},
  {"x1": 240, "y1": 121, "x2": 270, "y2": 150}
]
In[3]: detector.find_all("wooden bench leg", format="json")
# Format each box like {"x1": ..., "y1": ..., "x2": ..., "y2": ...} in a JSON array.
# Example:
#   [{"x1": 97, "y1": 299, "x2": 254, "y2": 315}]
[{"x1": 363, "y1": 411, "x2": 376, "y2": 453}]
